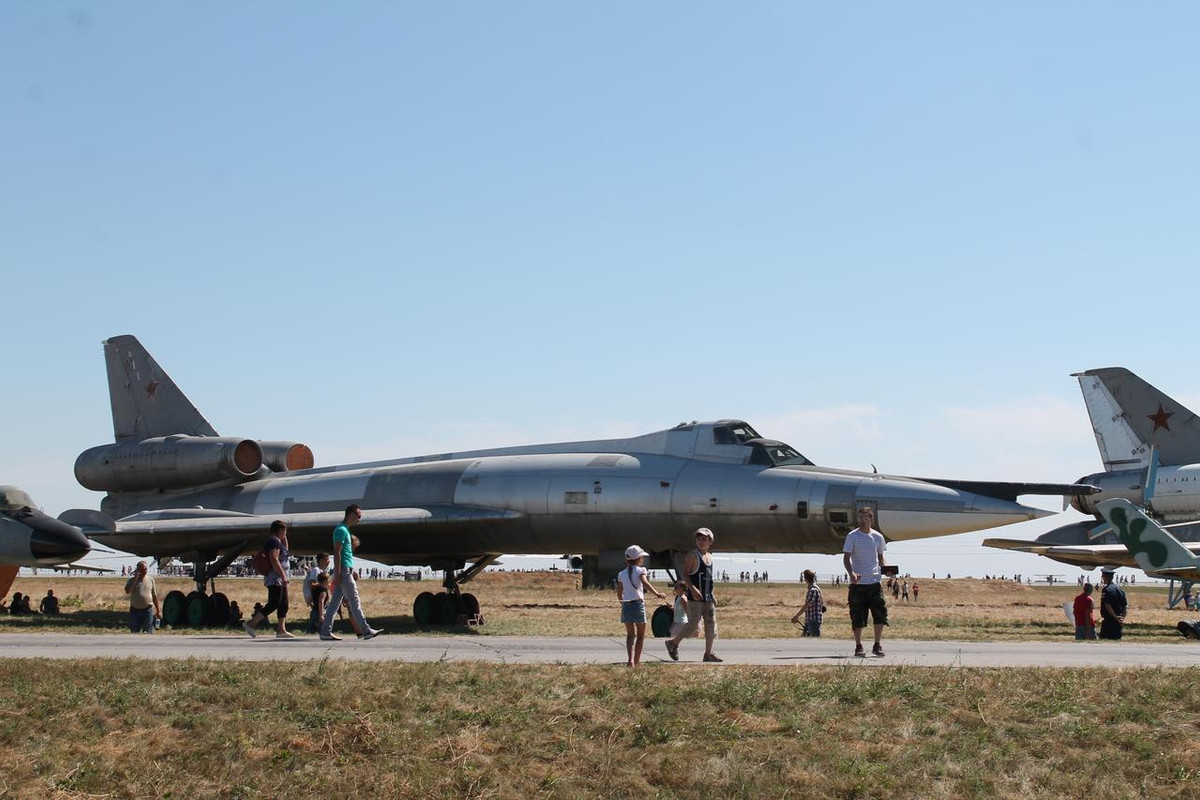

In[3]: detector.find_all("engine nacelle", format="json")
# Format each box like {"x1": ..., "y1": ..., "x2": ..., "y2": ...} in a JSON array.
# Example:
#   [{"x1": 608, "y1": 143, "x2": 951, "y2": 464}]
[
  {"x1": 75, "y1": 436, "x2": 264, "y2": 492},
  {"x1": 258, "y1": 441, "x2": 315, "y2": 472}
]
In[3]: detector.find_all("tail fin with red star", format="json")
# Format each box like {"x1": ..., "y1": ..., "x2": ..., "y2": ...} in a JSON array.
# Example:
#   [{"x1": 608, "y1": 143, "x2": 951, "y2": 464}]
[
  {"x1": 1073, "y1": 368, "x2": 1200, "y2": 470},
  {"x1": 103, "y1": 335, "x2": 219, "y2": 443}
]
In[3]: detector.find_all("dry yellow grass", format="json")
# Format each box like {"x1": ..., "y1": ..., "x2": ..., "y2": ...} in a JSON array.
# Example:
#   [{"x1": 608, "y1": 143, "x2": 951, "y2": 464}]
[
  {"x1": 0, "y1": 659, "x2": 1196, "y2": 799},
  {"x1": 2, "y1": 572, "x2": 1191, "y2": 641}
]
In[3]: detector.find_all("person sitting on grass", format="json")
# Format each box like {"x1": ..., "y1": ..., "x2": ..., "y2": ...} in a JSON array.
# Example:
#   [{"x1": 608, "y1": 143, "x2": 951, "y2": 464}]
[{"x1": 40, "y1": 590, "x2": 59, "y2": 615}]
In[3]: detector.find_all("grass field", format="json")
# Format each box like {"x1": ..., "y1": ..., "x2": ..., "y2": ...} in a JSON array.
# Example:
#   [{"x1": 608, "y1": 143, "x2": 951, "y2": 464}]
[
  {"x1": 2, "y1": 572, "x2": 1194, "y2": 642},
  {"x1": 0, "y1": 659, "x2": 1197, "y2": 799},
  {"x1": 1, "y1": 574, "x2": 1198, "y2": 798}
]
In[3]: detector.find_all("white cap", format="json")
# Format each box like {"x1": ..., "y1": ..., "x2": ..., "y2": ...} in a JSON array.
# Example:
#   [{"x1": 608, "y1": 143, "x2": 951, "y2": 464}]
[
  {"x1": 625, "y1": 545, "x2": 649, "y2": 560},
  {"x1": 694, "y1": 527, "x2": 714, "y2": 540}
]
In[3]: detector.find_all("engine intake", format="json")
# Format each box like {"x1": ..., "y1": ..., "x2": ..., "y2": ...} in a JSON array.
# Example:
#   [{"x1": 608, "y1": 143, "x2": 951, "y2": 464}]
[{"x1": 75, "y1": 436, "x2": 264, "y2": 492}]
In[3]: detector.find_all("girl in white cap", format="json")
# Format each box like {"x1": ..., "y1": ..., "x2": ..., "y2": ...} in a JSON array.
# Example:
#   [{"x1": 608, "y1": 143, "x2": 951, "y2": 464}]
[{"x1": 617, "y1": 545, "x2": 666, "y2": 667}]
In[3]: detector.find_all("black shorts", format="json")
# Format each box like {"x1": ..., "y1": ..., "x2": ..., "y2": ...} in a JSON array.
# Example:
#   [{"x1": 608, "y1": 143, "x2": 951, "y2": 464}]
[
  {"x1": 848, "y1": 583, "x2": 888, "y2": 628},
  {"x1": 262, "y1": 585, "x2": 289, "y2": 619}
]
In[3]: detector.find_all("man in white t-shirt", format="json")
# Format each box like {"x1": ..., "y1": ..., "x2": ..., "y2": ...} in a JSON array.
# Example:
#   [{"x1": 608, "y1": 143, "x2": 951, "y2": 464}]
[{"x1": 842, "y1": 507, "x2": 889, "y2": 657}]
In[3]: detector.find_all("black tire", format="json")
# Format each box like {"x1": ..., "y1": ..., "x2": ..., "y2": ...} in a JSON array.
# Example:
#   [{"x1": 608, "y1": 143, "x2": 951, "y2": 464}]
[
  {"x1": 185, "y1": 591, "x2": 213, "y2": 628},
  {"x1": 650, "y1": 604, "x2": 674, "y2": 638},
  {"x1": 430, "y1": 592, "x2": 447, "y2": 625},
  {"x1": 439, "y1": 593, "x2": 463, "y2": 626},
  {"x1": 460, "y1": 593, "x2": 481, "y2": 617},
  {"x1": 162, "y1": 591, "x2": 187, "y2": 628},
  {"x1": 209, "y1": 593, "x2": 231, "y2": 627},
  {"x1": 413, "y1": 591, "x2": 436, "y2": 625}
]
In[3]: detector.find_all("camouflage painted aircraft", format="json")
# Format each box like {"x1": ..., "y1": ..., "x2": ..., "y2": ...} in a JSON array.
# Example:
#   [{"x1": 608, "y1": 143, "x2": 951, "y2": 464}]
[
  {"x1": 985, "y1": 368, "x2": 1200, "y2": 605},
  {"x1": 70, "y1": 335, "x2": 1087, "y2": 627},
  {"x1": 0, "y1": 486, "x2": 93, "y2": 599}
]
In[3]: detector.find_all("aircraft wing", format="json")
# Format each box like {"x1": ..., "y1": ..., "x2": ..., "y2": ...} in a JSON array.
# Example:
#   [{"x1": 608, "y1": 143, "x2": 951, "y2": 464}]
[
  {"x1": 984, "y1": 536, "x2": 1200, "y2": 572},
  {"x1": 87, "y1": 505, "x2": 527, "y2": 564},
  {"x1": 50, "y1": 563, "x2": 115, "y2": 575},
  {"x1": 919, "y1": 480, "x2": 1099, "y2": 503},
  {"x1": 982, "y1": 538, "x2": 1141, "y2": 570}
]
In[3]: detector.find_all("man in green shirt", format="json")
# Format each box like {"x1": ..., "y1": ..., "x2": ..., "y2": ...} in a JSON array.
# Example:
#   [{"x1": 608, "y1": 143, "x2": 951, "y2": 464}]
[{"x1": 319, "y1": 504, "x2": 381, "y2": 641}]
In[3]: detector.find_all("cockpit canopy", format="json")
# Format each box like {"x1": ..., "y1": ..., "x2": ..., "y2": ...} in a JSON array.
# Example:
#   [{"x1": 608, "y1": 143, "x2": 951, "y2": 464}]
[
  {"x1": 0, "y1": 486, "x2": 37, "y2": 512},
  {"x1": 670, "y1": 420, "x2": 813, "y2": 467},
  {"x1": 746, "y1": 439, "x2": 812, "y2": 467}
]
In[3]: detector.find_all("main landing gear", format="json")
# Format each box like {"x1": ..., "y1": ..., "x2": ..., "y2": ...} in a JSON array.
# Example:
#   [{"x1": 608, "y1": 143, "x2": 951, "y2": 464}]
[
  {"x1": 411, "y1": 556, "x2": 496, "y2": 626},
  {"x1": 160, "y1": 546, "x2": 248, "y2": 629}
]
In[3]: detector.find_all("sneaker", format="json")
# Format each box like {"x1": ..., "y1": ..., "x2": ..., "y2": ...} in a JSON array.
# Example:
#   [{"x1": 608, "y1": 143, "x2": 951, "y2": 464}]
[
  {"x1": 665, "y1": 641, "x2": 679, "y2": 661},
  {"x1": 854, "y1": 644, "x2": 865, "y2": 657},
  {"x1": 276, "y1": 631, "x2": 296, "y2": 639},
  {"x1": 319, "y1": 633, "x2": 342, "y2": 641},
  {"x1": 872, "y1": 643, "x2": 885, "y2": 657},
  {"x1": 702, "y1": 653, "x2": 723, "y2": 663},
  {"x1": 243, "y1": 622, "x2": 257, "y2": 639},
  {"x1": 358, "y1": 628, "x2": 382, "y2": 640}
]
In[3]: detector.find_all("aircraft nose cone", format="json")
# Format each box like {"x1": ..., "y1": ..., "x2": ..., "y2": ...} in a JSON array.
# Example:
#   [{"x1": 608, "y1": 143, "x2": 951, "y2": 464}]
[{"x1": 27, "y1": 513, "x2": 91, "y2": 563}]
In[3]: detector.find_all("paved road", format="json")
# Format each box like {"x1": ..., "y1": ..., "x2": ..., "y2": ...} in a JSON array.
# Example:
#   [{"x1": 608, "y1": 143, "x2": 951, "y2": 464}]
[{"x1": 0, "y1": 633, "x2": 1197, "y2": 667}]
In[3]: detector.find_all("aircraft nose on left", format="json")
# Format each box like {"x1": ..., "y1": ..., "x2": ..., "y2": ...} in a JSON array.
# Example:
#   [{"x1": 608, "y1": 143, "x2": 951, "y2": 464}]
[{"x1": 25, "y1": 510, "x2": 91, "y2": 564}]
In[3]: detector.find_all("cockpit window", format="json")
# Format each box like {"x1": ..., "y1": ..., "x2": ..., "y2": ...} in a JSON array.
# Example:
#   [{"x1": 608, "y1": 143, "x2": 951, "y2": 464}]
[
  {"x1": 751, "y1": 444, "x2": 813, "y2": 467},
  {"x1": 0, "y1": 486, "x2": 36, "y2": 512},
  {"x1": 713, "y1": 422, "x2": 762, "y2": 445}
]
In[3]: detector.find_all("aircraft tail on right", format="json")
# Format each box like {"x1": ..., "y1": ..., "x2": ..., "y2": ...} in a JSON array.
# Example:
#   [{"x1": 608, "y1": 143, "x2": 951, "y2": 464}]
[
  {"x1": 1097, "y1": 498, "x2": 1200, "y2": 579},
  {"x1": 1074, "y1": 368, "x2": 1200, "y2": 470}
]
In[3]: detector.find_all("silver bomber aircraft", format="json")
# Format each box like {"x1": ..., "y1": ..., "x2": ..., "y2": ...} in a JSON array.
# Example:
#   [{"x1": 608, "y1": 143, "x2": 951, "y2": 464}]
[{"x1": 71, "y1": 335, "x2": 1089, "y2": 627}]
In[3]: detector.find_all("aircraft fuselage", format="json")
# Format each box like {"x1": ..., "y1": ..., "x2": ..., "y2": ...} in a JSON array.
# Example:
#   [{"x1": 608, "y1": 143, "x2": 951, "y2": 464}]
[
  {"x1": 1072, "y1": 464, "x2": 1200, "y2": 523},
  {"x1": 93, "y1": 450, "x2": 1045, "y2": 567}
]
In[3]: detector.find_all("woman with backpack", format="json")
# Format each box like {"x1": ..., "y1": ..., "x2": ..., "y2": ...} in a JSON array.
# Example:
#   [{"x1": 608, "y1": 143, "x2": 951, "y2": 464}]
[{"x1": 243, "y1": 520, "x2": 294, "y2": 639}]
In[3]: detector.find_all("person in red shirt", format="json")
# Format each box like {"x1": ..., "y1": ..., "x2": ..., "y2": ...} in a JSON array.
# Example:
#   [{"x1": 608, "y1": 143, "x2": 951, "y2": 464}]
[{"x1": 1073, "y1": 582, "x2": 1096, "y2": 640}]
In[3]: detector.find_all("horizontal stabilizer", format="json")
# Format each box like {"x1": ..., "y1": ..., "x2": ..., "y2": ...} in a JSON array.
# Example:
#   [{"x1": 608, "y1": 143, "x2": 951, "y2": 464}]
[{"x1": 58, "y1": 508, "x2": 117, "y2": 533}]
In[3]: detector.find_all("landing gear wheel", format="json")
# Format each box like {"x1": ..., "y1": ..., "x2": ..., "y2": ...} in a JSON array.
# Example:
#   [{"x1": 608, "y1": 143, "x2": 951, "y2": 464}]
[
  {"x1": 209, "y1": 592, "x2": 231, "y2": 627},
  {"x1": 439, "y1": 593, "x2": 463, "y2": 626},
  {"x1": 430, "y1": 592, "x2": 447, "y2": 624},
  {"x1": 460, "y1": 593, "x2": 480, "y2": 617},
  {"x1": 413, "y1": 591, "x2": 436, "y2": 625},
  {"x1": 185, "y1": 591, "x2": 213, "y2": 628},
  {"x1": 162, "y1": 591, "x2": 187, "y2": 628},
  {"x1": 650, "y1": 605, "x2": 674, "y2": 638}
]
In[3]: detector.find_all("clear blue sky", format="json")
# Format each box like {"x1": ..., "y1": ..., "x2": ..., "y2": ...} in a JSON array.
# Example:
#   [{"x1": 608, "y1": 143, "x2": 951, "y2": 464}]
[{"x1": 5, "y1": 4, "x2": 1200, "y2": 579}]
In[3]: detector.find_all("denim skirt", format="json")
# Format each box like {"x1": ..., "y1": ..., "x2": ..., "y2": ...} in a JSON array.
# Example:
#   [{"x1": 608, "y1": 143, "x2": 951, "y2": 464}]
[{"x1": 621, "y1": 598, "x2": 646, "y2": 624}]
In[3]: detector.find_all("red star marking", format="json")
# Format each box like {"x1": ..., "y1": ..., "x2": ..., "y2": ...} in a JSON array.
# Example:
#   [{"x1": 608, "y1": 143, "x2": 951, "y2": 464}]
[
  {"x1": 145, "y1": 380, "x2": 159, "y2": 399},
  {"x1": 1147, "y1": 404, "x2": 1174, "y2": 433}
]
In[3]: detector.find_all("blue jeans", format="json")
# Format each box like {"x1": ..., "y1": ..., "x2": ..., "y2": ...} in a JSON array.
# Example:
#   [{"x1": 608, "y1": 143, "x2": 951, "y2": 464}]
[
  {"x1": 320, "y1": 569, "x2": 370, "y2": 636},
  {"x1": 129, "y1": 606, "x2": 154, "y2": 633}
]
